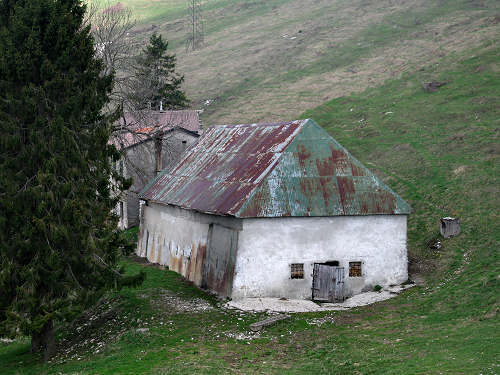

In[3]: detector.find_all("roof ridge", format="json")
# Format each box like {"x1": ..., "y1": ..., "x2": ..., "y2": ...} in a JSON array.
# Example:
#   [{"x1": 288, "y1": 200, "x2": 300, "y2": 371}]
[
  {"x1": 139, "y1": 119, "x2": 307, "y2": 214},
  {"x1": 209, "y1": 120, "x2": 304, "y2": 129}
]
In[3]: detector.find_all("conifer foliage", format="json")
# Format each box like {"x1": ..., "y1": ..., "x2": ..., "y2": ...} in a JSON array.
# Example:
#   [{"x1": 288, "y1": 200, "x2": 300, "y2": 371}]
[
  {"x1": 0, "y1": 0, "x2": 139, "y2": 360},
  {"x1": 132, "y1": 32, "x2": 189, "y2": 110}
]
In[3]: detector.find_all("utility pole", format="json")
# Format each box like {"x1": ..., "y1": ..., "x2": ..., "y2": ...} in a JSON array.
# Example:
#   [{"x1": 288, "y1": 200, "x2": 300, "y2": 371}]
[{"x1": 186, "y1": 0, "x2": 204, "y2": 51}]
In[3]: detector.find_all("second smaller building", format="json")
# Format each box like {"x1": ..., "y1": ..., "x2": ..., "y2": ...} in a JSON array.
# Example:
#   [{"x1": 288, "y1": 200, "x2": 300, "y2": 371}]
[{"x1": 111, "y1": 110, "x2": 202, "y2": 228}]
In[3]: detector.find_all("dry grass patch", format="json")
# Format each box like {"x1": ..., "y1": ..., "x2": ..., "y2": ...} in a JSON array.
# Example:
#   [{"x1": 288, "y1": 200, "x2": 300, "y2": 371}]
[
  {"x1": 90, "y1": 0, "x2": 499, "y2": 126},
  {"x1": 205, "y1": 16, "x2": 499, "y2": 124}
]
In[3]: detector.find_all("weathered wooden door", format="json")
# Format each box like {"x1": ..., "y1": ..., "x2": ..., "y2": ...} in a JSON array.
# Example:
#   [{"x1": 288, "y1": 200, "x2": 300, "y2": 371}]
[
  {"x1": 333, "y1": 267, "x2": 345, "y2": 301},
  {"x1": 312, "y1": 264, "x2": 345, "y2": 302}
]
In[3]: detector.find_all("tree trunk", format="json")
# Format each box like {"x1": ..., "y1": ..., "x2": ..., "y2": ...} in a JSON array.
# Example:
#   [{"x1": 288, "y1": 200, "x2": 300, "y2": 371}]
[
  {"x1": 31, "y1": 319, "x2": 55, "y2": 361},
  {"x1": 31, "y1": 331, "x2": 42, "y2": 353}
]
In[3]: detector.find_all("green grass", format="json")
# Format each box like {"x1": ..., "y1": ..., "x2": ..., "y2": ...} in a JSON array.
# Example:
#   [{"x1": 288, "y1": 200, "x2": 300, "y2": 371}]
[
  {"x1": 88, "y1": 0, "x2": 188, "y2": 23},
  {"x1": 121, "y1": 226, "x2": 139, "y2": 244},
  {"x1": 2, "y1": 42, "x2": 499, "y2": 374},
  {"x1": 304, "y1": 42, "x2": 500, "y2": 279}
]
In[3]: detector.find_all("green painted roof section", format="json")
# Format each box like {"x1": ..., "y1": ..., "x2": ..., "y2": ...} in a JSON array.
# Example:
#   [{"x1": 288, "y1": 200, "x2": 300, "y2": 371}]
[{"x1": 237, "y1": 119, "x2": 411, "y2": 217}]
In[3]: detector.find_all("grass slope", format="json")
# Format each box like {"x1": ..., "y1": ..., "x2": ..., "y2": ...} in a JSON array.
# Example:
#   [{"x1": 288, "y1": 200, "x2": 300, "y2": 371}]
[
  {"x1": 2, "y1": 42, "x2": 499, "y2": 374},
  {"x1": 91, "y1": 0, "x2": 499, "y2": 125}
]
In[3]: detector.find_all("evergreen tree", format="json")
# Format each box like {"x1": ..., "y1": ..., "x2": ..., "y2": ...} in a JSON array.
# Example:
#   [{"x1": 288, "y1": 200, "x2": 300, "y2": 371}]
[
  {"x1": 133, "y1": 32, "x2": 188, "y2": 110},
  {"x1": 0, "y1": 0, "x2": 141, "y2": 360}
]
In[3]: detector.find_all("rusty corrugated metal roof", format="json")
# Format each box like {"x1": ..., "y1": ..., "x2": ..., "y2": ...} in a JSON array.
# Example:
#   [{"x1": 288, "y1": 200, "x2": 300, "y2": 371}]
[{"x1": 140, "y1": 119, "x2": 410, "y2": 217}]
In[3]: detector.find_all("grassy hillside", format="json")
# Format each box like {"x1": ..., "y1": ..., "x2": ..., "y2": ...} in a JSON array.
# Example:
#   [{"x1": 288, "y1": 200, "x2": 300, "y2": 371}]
[
  {"x1": 90, "y1": 0, "x2": 499, "y2": 125},
  {"x1": 2, "y1": 41, "x2": 498, "y2": 374},
  {"x1": 305, "y1": 41, "x2": 500, "y2": 274}
]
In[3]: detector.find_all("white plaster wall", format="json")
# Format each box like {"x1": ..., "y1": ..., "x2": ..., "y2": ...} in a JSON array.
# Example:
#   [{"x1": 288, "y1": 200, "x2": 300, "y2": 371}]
[
  {"x1": 111, "y1": 160, "x2": 128, "y2": 229},
  {"x1": 116, "y1": 198, "x2": 128, "y2": 230},
  {"x1": 161, "y1": 130, "x2": 198, "y2": 170},
  {"x1": 231, "y1": 215, "x2": 407, "y2": 300}
]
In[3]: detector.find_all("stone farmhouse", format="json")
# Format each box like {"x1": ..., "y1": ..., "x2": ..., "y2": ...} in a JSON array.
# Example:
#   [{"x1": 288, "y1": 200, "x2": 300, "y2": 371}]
[
  {"x1": 111, "y1": 110, "x2": 202, "y2": 228},
  {"x1": 136, "y1": 119, "x2": 410, "y2": 302}
]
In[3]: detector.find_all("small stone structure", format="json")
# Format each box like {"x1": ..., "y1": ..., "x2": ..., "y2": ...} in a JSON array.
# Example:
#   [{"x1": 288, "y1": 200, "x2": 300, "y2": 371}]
[
  {"x1": 440, "y1": 217, "x2": 460, "y2": 238},
  {"x1": 111, "y1": 110, "x2": 202, "y2": 228}
]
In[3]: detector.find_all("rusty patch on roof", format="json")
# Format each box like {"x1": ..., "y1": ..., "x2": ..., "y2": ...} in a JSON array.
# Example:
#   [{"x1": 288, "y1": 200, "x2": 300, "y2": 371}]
[
  {"x1": 140, "y1": 119, "x2": 410, "y2": 217},
  {"x1": 141, "y1": 121, "x2": 304, "y2": 216}
]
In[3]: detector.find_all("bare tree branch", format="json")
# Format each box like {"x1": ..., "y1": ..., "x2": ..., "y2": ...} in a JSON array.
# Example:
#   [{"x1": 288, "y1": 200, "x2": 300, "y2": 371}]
[
  {"x1": 83, "y1": 3, "x2": 197, "y2": 224},
  {"x1": 87, "y1": 0, "x2": 137, "y2": 109}
]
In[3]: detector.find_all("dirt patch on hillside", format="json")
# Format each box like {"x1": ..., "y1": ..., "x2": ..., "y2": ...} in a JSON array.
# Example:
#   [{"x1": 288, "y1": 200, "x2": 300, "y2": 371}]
[
  {"x1": 144, "y1": 289, "x2": 214, "y2": 313},
  {"x1": 116, "y1": 0, "x2": 499, "y2": 126},
  {"x1": 204, "y1": 15, "x2": 498, "y2": 125},
  {"x1": 207, "y1": 17, "x2": 498, "y2": 124},
  {"x1": 50, "y1": 297, "x2": 129, "y2": 363}
]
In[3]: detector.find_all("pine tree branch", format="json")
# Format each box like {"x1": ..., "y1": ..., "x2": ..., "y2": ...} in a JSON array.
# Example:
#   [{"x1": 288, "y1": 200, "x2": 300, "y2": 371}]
[
  {"x1": 92, "y1": 253, "x2": 123, "y2": 278},
  {"x1": 67, "y1": 265, "x2": 83, "y2": 290}
]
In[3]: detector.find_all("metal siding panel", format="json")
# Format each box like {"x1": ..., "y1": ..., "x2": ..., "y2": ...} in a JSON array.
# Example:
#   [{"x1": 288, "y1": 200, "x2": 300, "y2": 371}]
[{"x1": 203, "y1": 224, "x2": 238, "y2": 298}]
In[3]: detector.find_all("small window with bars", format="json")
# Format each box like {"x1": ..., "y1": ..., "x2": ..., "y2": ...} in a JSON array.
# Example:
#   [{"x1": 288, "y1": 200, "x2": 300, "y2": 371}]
[
  {"x1": 349, "y1": 261, "x2": 362, "y2": 277},
  {"x1": 290, "y1": 263, "x2": 304, "y2": 279}
]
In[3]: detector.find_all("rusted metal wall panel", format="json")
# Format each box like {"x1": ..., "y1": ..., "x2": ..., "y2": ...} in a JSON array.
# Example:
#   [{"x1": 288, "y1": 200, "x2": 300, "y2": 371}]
[
  {"x1": 136, "y1": 203, "x2": 242, "y2": 292},
  {"x1": 202, "y1": 224, "x2": 239, "y2": 298},
  {"x1": 140, "y1": 119, "x2": 410, "y2": 218}
]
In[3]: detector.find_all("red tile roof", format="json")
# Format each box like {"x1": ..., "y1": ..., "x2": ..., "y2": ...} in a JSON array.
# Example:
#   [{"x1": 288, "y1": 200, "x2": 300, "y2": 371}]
[{"x1": 111, "y1": 110, "x2": 201, "y2": 149}]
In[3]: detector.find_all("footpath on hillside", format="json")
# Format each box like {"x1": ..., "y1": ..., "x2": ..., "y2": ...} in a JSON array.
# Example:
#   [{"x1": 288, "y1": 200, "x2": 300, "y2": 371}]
[{"x1": 226, "y1": 284, "x2": 415, "y2": 313}]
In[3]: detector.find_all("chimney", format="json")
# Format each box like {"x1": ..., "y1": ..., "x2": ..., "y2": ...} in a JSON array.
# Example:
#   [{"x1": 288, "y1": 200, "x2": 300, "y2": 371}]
[{"x1": 154, "y1": 137, "x2": 162, "y2": 176}]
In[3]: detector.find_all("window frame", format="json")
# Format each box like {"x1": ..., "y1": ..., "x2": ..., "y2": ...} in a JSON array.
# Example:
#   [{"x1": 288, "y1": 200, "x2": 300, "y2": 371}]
[
  {"x1": 349, "y1": 261, "x2": 362, "y2": 277},
  {"x1": 290, "y1": 263, "x2": 304, "y2": 279}
]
